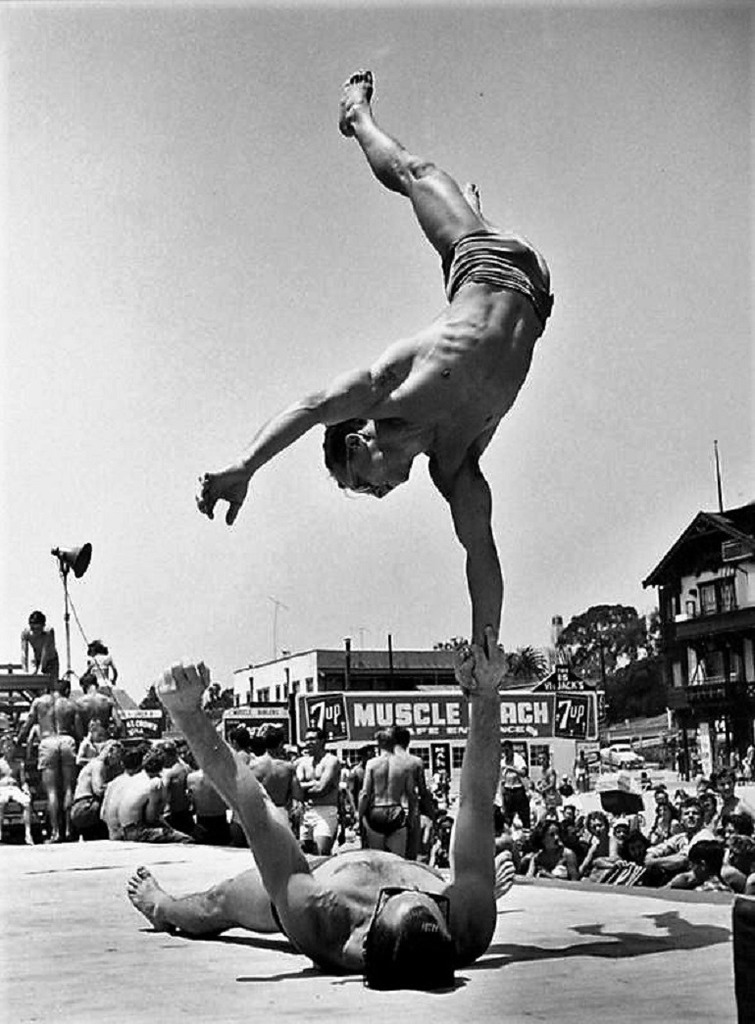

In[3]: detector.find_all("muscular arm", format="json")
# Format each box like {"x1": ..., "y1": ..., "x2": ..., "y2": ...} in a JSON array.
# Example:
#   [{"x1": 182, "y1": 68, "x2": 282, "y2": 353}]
[
  {"x1": 300, "y1": 754, "x2": 340, "y2": 797},
  {"x1": 431, "y1": 456, "x2": 502, "y2": 646},
  {"x1": 16, "y1": 700, "x2": 39, "y2": 746},
  {"x1": 357, "y1": 763, "x2": 374, "y2": 821}
]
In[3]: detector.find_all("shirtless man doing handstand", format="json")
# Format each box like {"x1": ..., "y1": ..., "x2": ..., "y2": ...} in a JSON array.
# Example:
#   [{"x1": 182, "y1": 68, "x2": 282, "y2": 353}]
[
  {"x1": 128, "y1": 630, "x2": 506, "y2": 990},
  {"x1": 197, "y1": 70, "x2": 552, "y2": 647}
]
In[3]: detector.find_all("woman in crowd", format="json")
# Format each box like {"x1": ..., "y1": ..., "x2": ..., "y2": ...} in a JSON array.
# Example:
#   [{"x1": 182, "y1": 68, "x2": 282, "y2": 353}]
[
  {"x1": 522, "y1": 818, "x2": 579, "y2": 881},
  {"x1": 648, "y1": 786, "x2": 678, "y2": 845}
]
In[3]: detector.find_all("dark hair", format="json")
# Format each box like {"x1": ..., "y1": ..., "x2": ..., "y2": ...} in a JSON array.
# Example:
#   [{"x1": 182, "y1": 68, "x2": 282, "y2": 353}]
[
  {"x1": 586, "y1": 810, "x2": 609, "y2": 831},
  {"x1": 688, "y1": 838, "x2": 725, "y2": 875},
  {"x1": 681, "y1": 797, "x2": 703, "y2": 814},
  {"x1": 323, "y1": 418, "x2": 368, "y2": 487},
  {"x1": 622, "y1": 829, "x2": 650, "y2": 864},
  {"x1": 122, "y1": 743, "x2": 149, "y2": 773},
  {"x1": 87, "y1": 639, "x2": 109, "y2": 656},
  {"x1": 305, "y1": 727, "x2": 327, "y2": 743},
  {"x1": 530, "y1": 817, "x2": 563, "y2": 852},
  {"x1": 392, "y1": 726, "x2": 411, "y2": 749},
  {"x1": 142, "y1": 748, "x2": 165, "y2": 777},
  {"x1": 374, "y1": 728, "x2": 394, "y2": 751},
  {"x1": 249, "y1": 732, "x2": 267, "y2": 757},
  {"x1": 722, "y1": 812, "x2": 754, "y2": 837},
  {"x1": 263, "y1": 726, "x2": 284, "y2": 752},
  {"x1": 229, "y1": 726, "x2": 252, "y2": 752},
  {"x1": 363, "y1": 898, "x2": 455, "y2": 991},
  {"x1": 28, "y1": 610, "x2": 46, "y2": 626},
  {"x1": 715, "y1": 768, "x2": 737, "y2": 786},
  {"x1": 157, "y1": 740, "x2": 177, "y2": 765}
]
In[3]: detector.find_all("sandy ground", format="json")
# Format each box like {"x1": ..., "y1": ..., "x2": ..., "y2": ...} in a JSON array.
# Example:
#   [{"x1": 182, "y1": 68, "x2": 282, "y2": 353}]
[{"x1": 0, "y1": 839, "x2": 739, "y2": 1023}]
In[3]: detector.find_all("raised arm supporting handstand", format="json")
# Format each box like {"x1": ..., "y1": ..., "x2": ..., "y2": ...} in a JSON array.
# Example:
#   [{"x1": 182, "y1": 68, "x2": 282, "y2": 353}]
[{"x1": 128, "y1": 629, "x2": 509, "y2": 988}]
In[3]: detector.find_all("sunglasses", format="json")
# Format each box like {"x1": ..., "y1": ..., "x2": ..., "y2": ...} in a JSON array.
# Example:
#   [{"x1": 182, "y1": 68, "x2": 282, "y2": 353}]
[{"x1": 365, "y1": 886, "x2": 451, "y2": 939}]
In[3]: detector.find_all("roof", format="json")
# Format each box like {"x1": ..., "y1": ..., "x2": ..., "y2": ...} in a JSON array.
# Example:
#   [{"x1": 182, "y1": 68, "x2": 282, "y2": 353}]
[
  {"x1": 247, "y1": 648, "x2": 457, "y2": 673},
  {"x1": 643, "y1": 502, "x2": 755, "y2": 588}
]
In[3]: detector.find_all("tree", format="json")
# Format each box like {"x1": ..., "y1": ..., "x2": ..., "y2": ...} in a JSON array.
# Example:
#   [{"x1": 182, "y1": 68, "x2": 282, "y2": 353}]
[
  {"x1": 558, "y1": 604, "x2": 667, "y2": 723},
  {"x1": 506, "y1": 646, "x2": 548, "y2": 684},
  {"x1": 558, "y1": 604, "x2": 651, "y2": 682}
]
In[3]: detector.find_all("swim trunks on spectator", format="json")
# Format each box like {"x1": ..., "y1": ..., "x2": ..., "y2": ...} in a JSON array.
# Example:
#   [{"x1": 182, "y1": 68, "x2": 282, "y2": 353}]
[
  {"x1": 365, "y1": 803, "x2": 407, "y2": 836},
  {"x1": 442, "y1": 230, "x2": 554, "y2": 328}
]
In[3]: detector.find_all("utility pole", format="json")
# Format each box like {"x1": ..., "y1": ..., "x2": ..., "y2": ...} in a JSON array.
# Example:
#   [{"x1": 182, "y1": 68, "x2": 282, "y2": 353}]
[{"x1": 268, "y1": 596, "x2": 289, "y2": 660}]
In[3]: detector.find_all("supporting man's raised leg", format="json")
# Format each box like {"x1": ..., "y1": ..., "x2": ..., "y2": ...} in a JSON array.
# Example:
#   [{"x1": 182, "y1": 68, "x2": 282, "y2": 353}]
[
  {"x1": 128, "y1": 866, "x2": 279, "y2": 936},
  {"x1": 339, "y1": 70, "x2": 486, "y2": 257}
]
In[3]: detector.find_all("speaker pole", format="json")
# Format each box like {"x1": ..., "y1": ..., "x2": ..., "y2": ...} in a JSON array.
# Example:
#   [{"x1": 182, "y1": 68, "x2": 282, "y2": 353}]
[{"x1": 58, "y1": 559, "x2": 72, "y2": 681}]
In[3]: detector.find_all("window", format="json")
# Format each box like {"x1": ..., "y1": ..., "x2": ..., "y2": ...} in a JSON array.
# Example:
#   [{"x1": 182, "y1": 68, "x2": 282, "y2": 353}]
[
  {"x1": 414, "y1": 745, "x2": 431, "y2": 771},
  {"x1": 257, "y1": 688, "x2": 270, "y2": 702},
  {"x1": 698, "y1": 578, "x2": 737, "y2": 617},
  {"x1": 451, "y1": 746, "x2": 464, "y2": 770},
  {"x1": 305, "y1": 677, "x2": 314, "y2": 693}
]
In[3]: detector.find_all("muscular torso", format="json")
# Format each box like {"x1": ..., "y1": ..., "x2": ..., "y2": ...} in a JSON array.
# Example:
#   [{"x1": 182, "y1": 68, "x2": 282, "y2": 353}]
[
  {"x1": 285, "y1": 849, "x2": 447, "y2": 972},
  {"x1": 364, "y1": 753, "x2": 413, "y2": 807},
  {"x1": 118, "y1": 773, "x2": 163, "y2": 828},
  {"x1": 77, "y1": 692, "x2": 116, "y2": 732},
  {"x1": 371, "y1": 287, "x2": 541, "y2": 478},
  {"x1": 251, "y1": 754, "x2": 295, "y2": 807},
  {"x1": 31, "y1": 693, "x2": 79, "y2": 739},
  {"x1": 296, "y1": 753, "x2": 340, "y2": 807}
]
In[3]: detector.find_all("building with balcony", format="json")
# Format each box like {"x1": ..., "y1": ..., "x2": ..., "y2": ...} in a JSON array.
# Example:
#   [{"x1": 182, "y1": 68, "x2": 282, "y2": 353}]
[{"x1": 642, "y1": 501, "x2": 755, "y2": 770}]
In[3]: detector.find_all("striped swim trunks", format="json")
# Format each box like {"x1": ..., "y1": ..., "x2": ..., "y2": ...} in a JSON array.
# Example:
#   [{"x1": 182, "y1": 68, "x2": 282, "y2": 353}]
[{"x1": 443, "y1": 230, "x2": 554, "y2": 329}]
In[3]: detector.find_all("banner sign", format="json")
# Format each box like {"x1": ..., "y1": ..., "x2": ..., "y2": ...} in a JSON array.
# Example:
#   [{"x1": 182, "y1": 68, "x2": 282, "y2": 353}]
[
  {"x1": 222, "y1": 703, "x2": 291, "y2": 743},
  {"x1": 296, "y1": 690, "x2": 598, "y2": 745},
  {"x1": 119, "y1": 708, "x2": 164, "y2": 740}
]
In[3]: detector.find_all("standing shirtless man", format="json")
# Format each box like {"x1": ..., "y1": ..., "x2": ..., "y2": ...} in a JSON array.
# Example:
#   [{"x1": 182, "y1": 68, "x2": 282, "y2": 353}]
[
  {"x1": 17, "y1": 677, "x2": 82, "y2": 842},
  {"x1": 358, "y1": 728, "x2": 417, "y2": 856},
  {"x1": 197, "y1": 70, "x2": 553, "y2": 647},
  {"x1": 128, "y1": 630, "x2": 505, "y2": 989},
  {"x1": 294, "y1": 728, "x2": 341, "y2": 855}
]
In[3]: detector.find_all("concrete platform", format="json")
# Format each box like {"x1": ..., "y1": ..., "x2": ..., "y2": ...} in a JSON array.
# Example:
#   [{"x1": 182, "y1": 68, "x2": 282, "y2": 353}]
[{"x1": 0, "y1": 840, "x2": 739, "y2": 1023}]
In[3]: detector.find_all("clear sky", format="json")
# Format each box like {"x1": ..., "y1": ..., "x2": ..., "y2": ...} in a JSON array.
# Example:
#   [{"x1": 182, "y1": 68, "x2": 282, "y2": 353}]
[{"x1": 1, "y1": 0, "x2": 751, "y2": 702}]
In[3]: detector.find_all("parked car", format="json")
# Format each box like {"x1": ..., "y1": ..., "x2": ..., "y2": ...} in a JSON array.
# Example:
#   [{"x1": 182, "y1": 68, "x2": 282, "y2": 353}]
[{"x1": 600, "y1": 744, "x2": 646, "y2": 770}]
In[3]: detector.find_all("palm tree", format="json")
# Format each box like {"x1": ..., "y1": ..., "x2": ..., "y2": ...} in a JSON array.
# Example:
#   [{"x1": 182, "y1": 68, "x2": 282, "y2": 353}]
[{"x1": 505, "y1": 646, "x2": 548, "y2": 684}]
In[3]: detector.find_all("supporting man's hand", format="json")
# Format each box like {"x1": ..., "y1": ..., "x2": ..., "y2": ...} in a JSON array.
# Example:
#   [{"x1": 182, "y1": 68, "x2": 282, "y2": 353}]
[
  {"x1": 454, "y1": 626, "x2": 506, "y2": 696},
  {"x1": 156, "y1": 662, "x2": 211, "y2": 717}
]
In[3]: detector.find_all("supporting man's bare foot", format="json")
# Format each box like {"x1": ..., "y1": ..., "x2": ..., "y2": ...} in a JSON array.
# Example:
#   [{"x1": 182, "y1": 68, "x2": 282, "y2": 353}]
[
  {"x1": 339, "y1": 69, "x2": 374, "y2": 137},
  {"x1": 127, "y1": 866, "x2": 175, "y2": 932},
  {"x1": 463, "y1": 182, "x2": 483, "y2": 216}
]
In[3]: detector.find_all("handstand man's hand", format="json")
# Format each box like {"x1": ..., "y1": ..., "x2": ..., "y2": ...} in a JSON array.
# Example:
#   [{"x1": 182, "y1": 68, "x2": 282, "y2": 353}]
[
  {"x1": 156, "y1": 661, "x2": 211, "y2": 718},
  {"x1": 454, "y1": 626, "x2": 505, "y2": 696},
  {"x1": 196, "y1": 466, "x2": 251, "y2": 526}
]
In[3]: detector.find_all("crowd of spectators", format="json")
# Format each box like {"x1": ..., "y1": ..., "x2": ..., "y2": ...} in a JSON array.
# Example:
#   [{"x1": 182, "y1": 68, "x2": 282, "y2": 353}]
[
  {"x1": 4, "y1": 696, "x2": 755, "y2": 908},
  {"x1": 496, "y1": 764, "x2": 755, "y2": 896}
]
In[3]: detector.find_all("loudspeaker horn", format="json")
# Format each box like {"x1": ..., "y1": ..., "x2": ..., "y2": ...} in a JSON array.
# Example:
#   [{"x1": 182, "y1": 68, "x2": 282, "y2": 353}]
[{"x1": 51, "y1": 543, "x2": 92, "y2": 579}]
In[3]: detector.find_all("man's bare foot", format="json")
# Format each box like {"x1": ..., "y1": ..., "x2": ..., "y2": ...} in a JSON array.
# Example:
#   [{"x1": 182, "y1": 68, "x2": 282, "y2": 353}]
[
  {"x1": 127, "y1": 866, "x2": 175, "y2": 932},
  {"x1": 25, "y1": 834, "x2": 34, "y2": 846},
  {"x1": 463, "y1": 182, "x2": 483, "y2": 216},
  {"x1": 196, "y1": 466, "x2": 250, "y2": 526},
  {"x1": 339, "y1": 69, "x2": 374, "y2": 137}
]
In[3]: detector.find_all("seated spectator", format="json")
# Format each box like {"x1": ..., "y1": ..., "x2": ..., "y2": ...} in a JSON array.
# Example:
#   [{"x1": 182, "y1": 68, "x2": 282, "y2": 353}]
[
  {"x1": 101, "y1": 742, "x2": 150, "y2": 839},
  {"x1": 521, "y1": 818, "x2": 579, "y2": 881},
  {"x1": 699, "y1": 788, "x2": 719, "y2": 830},
  {"x1": 113, "y1": 746, "x2": 194, "y2": 843},
  {"x1": 644, "y1": 798, "x2": 705, "y2": 886},
  {"x1": 71, "y1": 740, "x2": 124, "y2": 841},
  {"x1": 0, "y1": 736, "x2": 35, "y2": 845},
  {"x1": 158, "y1": 739, "x2": 194, "y2": 836},
  {"x1": 648, "y1": 785, "x2": 679, "y2": 845},
  {"x1": 186, "y1": 751, "x2": 230, "y2": 846},
  {"x1": 713, "y1": 768, "x2": 755, "y2": 830},
  {"x1": 428, "y1": 813, "x2": 454, "y2": 870},
  {"x1": 591, "y1": 828, "x2": 649, "y2": 887},
  {"x1": 668, "y1": 837, "x2": 731, "y2": 892},
  {"x1": 559, "y1": 804, "x2": 586, "y2": 860},
  {"x1": 76, "y1": 718, "x2": 108, "y2": 768},
  {"x1": 578, "y1": 810, "x2": 616, "y2": 880}
]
